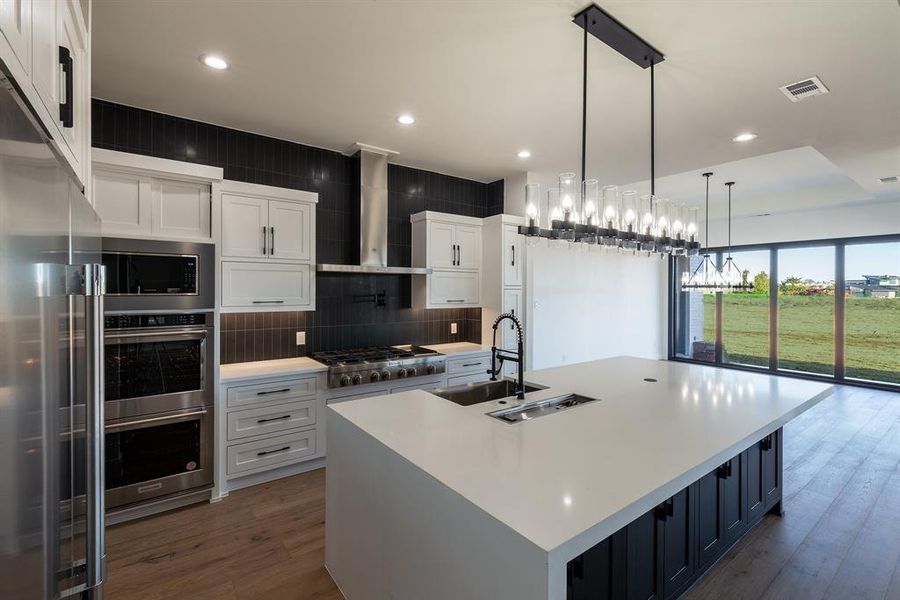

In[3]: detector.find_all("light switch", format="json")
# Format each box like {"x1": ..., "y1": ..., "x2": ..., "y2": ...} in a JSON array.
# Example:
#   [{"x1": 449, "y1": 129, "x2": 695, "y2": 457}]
[
  {"x1": 296, "y1": 331, "x2": 306, "y2": 346},
  {"x1": 450, "y1": 322, "x2": 458, "y2": 335}
]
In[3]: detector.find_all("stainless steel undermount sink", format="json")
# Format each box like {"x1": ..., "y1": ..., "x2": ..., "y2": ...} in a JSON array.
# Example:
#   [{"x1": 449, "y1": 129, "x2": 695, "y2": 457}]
[
  {"x1": 432, "y1": 379, "x2": 545, "y2": 407},
  {"x1": 487, "y1": 393, "x2": 600, "y2": 423}
]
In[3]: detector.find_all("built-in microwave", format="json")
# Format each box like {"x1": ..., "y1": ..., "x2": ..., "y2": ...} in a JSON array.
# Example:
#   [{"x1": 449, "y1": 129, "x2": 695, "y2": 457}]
[{"x1": 101, "y1": 237, "x2": 214, "y2": 311}]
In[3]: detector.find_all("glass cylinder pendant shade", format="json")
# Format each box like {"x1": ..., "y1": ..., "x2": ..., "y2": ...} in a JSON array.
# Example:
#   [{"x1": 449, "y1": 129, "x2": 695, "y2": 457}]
[
  {"x1": 621, "y1": 191, "x2": 638, "y2": 233},
  {"x1": 524, "y1": 183, "x2": 540, "y2": 229},
  {"x1": 656, "y1": 197, "x2": 670, "y2": 237},
  {"x1": 548, "y1": 188, "x2": 561, "y2": 227},
  {"x1": 601, "y1": 185, "x2": 619, "y2": 230},
  {"x1": 558, "y1": 172, "x2": 577, "y2": 221},
  {"x1": 639, "y1": 194, "x2": 655, "y2": 236},
  {"x1": 671, "y1": 202, "x2": 685, "y2": 239},
  {"x1": 582, "y1": 179, "x2": 599, "y2": 225},
  {"x1": 686, "y1": 206, "x2": 699, "y2": 242}
]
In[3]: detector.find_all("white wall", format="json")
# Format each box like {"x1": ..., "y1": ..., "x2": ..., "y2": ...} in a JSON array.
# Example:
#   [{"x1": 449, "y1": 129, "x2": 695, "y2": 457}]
[
  {"x1": 705, "y1": 199, "x2": 899, "y2": 247},
  {"x1": 525, "y1": 240, "x2": 668, "y2": 370}
]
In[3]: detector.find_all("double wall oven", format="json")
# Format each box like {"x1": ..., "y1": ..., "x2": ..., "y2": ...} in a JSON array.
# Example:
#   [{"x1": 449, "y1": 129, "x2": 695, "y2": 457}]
[{"x1": 101, "y1": 238, "x2": 216, "y2": 519}]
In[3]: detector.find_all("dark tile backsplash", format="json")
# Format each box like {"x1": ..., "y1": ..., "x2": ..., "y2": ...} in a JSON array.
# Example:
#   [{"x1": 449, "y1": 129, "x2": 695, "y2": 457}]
[{"x1": 92, "y1": 99, "x2": 498, "y2": 363}]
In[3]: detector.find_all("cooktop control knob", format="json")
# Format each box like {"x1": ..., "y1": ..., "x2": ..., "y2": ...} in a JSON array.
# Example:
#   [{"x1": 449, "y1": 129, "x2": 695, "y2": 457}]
[
  {"x1": 381, "y1": 370, "x2": 391, "y2": 380},
  {"x1": 397, "y1": 368, "x2": 407, "y2": 378},
  {"x1": 370, "y1": 371, "x2": 380, "y2": 383},
  {"x1": 426, "y1": 364, "x2": 437, "y2": 374},
  {"x1": 407, "y1": 367, "x2": 417, "y2": 377},
  {"x1": 339, "y1": 375, "x2": 352, "y2": 387},
  {"x1": 352, "y1": 373, "x2": 363, "y2": 385}
]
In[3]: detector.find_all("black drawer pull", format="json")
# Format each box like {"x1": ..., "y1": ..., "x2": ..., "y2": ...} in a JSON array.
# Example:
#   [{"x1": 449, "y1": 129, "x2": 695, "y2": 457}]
[
  {"x1": 257, "y1": 415, "x2": 291, "y2": 424},
  {"x1": 256, "y1": 388, "x2": 291, "y2": 396},
  {"x1": 58, "y1": 46, "x2": 74, "y2": 128},
  {"x1": 716, "y1": 461, "x2": 733, "y2": 479},
  {"x1": 252, "y1": 300, "x2": 285, "y2": 304},
  {"x1": 462, "y1": 362, "x2": 481, "y2": 367},
  {"x1": 257, "y1": 446, "x2": 290, "y2": 457},
  {"x1": 760, "y1": 434, "x2": 773, "y2": 451}
]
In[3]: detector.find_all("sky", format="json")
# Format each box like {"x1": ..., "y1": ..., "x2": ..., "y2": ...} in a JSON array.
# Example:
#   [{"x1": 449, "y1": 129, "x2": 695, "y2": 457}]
[{"x1": 725, "y1": 241, "x2": 900, "y2": 283}]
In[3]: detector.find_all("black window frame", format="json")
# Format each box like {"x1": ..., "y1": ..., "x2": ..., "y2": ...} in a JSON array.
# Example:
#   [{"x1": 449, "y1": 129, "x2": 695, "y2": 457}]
[{"x1": 668, "y1": 233, "x2": 900, "y2": 392}]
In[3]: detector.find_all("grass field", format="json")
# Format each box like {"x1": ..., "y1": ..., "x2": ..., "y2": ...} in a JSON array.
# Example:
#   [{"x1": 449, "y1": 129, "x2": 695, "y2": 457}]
[{"x1": 702, "y1": 294, "x2": 900, "y2": 384}]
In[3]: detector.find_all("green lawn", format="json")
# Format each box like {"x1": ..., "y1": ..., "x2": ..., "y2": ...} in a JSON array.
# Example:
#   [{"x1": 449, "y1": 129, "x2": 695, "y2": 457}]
[{"x1": 702, "y1": 294, "x2": 900, "y2": 384}]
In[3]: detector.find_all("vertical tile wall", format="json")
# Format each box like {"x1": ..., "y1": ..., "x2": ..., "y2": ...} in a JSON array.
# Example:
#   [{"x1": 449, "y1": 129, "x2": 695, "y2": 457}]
[{"x1": 92, "y1": 100, "x2": 500, "y2": 363}]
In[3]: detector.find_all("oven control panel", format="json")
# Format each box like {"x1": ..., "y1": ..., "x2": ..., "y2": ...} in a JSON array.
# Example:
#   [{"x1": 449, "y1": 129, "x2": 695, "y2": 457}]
[{"x1": 105, "y1": 312, "x2": 211, "y2": 330}]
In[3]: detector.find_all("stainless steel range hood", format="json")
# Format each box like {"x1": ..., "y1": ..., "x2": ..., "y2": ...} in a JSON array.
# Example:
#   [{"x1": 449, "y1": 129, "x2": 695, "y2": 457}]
[{"x1": 317, "y1": 143, "x2": 431, "y2": 275}]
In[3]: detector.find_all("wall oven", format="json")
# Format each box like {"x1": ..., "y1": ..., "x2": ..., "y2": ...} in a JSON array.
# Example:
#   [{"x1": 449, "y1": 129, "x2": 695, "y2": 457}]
[
  {"x1": 104, "y1": 312, "x2": 214, "y2": 420},
  {"x1": 102, "y1": 237, "x2": 214, "y2": 312}
]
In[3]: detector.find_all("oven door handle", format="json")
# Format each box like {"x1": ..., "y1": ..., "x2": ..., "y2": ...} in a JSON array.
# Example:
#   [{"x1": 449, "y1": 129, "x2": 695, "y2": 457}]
[
  {"x1": 104, "y1": 328, "x2": 209, "y2": 340},
  {"x1": 105, "y1": 409, "x2": 208, "y2": 433}
]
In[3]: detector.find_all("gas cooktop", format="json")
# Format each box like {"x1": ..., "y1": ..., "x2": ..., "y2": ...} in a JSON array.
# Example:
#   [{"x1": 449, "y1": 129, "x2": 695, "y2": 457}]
[{"x1": 311, "y1": 346, "x2": 445, "y2": 388}]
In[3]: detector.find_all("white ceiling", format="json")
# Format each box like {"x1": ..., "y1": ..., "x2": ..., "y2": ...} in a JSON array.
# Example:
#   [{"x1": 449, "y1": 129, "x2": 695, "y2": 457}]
[{"x1": 92, "y1": 0, "x2": 900, "y2": 212}]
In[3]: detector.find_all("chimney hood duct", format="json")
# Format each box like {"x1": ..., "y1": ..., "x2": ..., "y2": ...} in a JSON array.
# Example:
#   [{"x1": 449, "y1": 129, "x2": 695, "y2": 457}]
[{"x1": 317, "y1": 143, "x2": 431, "y2": 275}]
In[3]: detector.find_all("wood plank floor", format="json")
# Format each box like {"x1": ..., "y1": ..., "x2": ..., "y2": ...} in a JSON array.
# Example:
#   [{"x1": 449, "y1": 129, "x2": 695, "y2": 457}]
[{"x1": 105, "y1": 385, "x2": 900, "y2": 600}]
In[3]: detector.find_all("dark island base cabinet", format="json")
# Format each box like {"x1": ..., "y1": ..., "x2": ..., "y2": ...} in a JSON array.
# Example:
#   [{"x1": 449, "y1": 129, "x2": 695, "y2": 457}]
[{"x1": 568, "y1": 429, "x2": 783, "y2": 600}]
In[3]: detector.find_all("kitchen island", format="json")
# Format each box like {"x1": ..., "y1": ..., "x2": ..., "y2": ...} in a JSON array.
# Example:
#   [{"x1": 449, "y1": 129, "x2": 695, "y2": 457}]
[{"x1": 324, "y1": 357, "x2": 832, "y2": 600}]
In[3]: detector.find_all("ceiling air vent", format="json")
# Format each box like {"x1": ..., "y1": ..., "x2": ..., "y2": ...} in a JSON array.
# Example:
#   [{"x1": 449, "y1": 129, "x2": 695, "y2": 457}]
[
  {"x1": 779, "y1": 76, "x2": 829, "y2": 102},
  {"x1": 879, "y1": 176, "x2": 899, "y2": 184}
]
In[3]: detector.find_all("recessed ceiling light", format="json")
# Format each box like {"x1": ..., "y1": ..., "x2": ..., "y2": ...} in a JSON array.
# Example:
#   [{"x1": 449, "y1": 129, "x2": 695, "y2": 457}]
[
  {"x1": 732, "y1": 132, "x2": 757, "y2": 143},
  {"x1": 396, "y1": 114, "x2": 415, "y2": 125},
  {"x1": 200, "y1": 54, "x2": 228, "y2": 70},
  {"x1": 517, "y1": 150, "x2": 532, "y2": 159}
]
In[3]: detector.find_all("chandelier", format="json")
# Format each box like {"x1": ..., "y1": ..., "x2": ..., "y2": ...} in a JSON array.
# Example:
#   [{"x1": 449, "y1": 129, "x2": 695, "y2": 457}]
[{"x1": 518, "y1": 3, "x2": 700, "y2": 258}]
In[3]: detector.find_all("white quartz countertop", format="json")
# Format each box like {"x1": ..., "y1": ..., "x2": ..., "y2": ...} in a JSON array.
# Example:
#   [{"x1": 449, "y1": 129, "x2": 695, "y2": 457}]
[
  {"x1": 328, "y1": 357, "x2": 832, "y2": 558},
  {"x1": 421, "y1": 342, "x2": 491, "y2": 356},
  {"x1": 219, "y1": 356, "x2": 327, "y2": 383}
]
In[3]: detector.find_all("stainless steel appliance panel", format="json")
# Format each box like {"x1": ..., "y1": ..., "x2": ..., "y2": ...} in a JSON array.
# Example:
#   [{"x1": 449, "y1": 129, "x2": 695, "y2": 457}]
[
  {"x1": 0, "y1": 72, "x2": 105, "y2": 599},
  {"x1": 101, "y1": 237, "x2": 214, "y2": 312}
]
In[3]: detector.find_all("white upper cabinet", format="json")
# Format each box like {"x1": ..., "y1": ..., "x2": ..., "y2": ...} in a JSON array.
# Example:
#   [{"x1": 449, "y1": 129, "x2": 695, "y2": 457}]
[
  {"x1": 411, "y1": 211, "x2": 484, "y2": 309},
  {"x1": 502, "y1": 223, "x2": 524, "y2": 287},
  {"x1": 55, "y1": 0, "x2": 86, "y2": 173},
  {"x1": 92, "y1": 149, "x2": 223, "y2": 242},
  {"x1": 220, "y1": 182, "x2": 316, "y2": 263},
  {"x1": 0, "y1": 0, "x2": 32, "y2": 76},
  {"x1": 222, "y1": 194, "x2": 268, "y2": 258},
  {"x1": 30, "y1": 0, "x2": 57, "y2": 121},
  {"x1": 219, "y1": 180, "x2": 317, "y2": 313}
]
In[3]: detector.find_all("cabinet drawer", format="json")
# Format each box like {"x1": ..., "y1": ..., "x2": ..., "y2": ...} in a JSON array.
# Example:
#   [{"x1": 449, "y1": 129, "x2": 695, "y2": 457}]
[
  {"x1": 447, "y1": 354, "x2": 492, "y2": 375},
  {"x1": 226, "y1": 429, "x2": 317, "y2": 476},
  {"x1": 390, "y1": 378, "x2": 443, "y2": 394},
  {"x1": 226, "y1": 377, "x2": 317, "y2": 409},
  {"x1": 226, "y1": 399, "x2": 316, "y2": 441},
  {"x1": 447, "y1": 371, "x2": 491, "y2": 387},
  {"x1": 222, "y1": 261, "x2": 311, "y2": 308}
]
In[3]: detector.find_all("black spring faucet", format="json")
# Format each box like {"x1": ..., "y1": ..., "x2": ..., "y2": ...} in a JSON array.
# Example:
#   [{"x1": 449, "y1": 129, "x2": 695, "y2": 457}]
[{"x1": 487, "y1": 312, "x2": 525, "y2": 400}]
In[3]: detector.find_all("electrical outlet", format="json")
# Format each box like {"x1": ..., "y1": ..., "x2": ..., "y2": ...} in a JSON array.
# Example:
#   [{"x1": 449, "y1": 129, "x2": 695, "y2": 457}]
[
  {"x1": 296, "y1": 331, "x2": 306, "y2": 346},
  {"x1": 450, "y1": 322, "x2": 458, "y2": 335}
]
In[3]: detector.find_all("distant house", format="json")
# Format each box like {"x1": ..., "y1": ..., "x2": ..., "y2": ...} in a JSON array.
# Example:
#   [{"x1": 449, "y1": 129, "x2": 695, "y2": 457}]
[{"x1": 846, "y1": 274, "x2": 899, "y2": 298}]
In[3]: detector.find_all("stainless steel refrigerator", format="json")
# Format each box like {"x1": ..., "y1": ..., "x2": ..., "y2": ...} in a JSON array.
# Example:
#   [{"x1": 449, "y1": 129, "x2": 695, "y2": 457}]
[{"x1": 0, "y1": 70, "x2": 105, "y2": 597}]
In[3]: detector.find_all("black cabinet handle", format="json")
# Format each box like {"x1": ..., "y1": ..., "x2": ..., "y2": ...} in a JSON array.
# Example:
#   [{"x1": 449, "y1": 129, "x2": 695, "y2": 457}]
[
  {"x1": 462, "y1": 362, "x2": 481, "y2": 367},
  {"x1": 256, "y1": 446, "x2": 290, "y2": 457},
  {"x1": 666, "y1": 497, "x2": 675, "y2": 518},
  {"x1": 457, "y1": 244, "x2": 461, "y2": 265},
  {"x1": 656, "y1": 502, "x2": 668, "y2": 522},
  {"x1": 270, "y1": 226, "x2": 275, "y2": 255},
  {"x1": 257, "y1": 415, "x2": 291, "y2": 424},
  {"x1": 760, "y1": 434, "x2": 773, "y2": 451},
  {"x1": 511, "y1": 245, "x2": 515, "y2": 266},
  {"x1": 256, "y1": 388, "x2": 291, "y2": 396},
  {"x1": 58, "y1": 46, "x2": 74, "y2": 128},
  {"x1": 262, "y1": 226, "x2": 267, "y2": 255},
  {"x1": 717, "y1": 461, "x2": 733, "y2": 479}
]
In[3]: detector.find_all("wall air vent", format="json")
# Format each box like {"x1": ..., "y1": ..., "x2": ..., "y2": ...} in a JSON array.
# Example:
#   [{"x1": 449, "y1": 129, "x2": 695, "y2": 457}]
[
  {"x1": 879, "y1": 176, "x2": 899, "y2": 184},
  {"x1": 779, "y1": 76, "x2": 829, "y2": 102}
]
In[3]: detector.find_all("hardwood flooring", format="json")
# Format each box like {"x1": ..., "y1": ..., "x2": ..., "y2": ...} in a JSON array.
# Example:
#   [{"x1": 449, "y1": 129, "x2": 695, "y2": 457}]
[{"x1": 105, "y1": 385, "x2": 900, "y2": 600}]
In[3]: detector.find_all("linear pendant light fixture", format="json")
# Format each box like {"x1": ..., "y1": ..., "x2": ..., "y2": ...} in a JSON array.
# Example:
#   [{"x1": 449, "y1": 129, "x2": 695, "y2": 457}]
[{"x1": 518, "y1": 3, "x2": 700, "y2": 258}]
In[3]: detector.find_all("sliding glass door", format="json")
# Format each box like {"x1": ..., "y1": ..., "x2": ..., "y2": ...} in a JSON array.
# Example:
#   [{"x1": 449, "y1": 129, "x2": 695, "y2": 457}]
[{"x1": 669, "y1": 235, "x2": 900, "y2": 390}]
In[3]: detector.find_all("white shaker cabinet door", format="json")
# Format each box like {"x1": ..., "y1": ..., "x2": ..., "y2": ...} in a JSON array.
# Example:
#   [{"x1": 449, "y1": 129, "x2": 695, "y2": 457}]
[
  {"x1": 0, "y1": 0, "x2": 31, "y2": 76},
  {"x1": 152, "y1": 178, "x2": 211, "y2": 240},
  {"x1": 269, "y1": 199, "x2": 311, "y2": 261},
  {"x1": 428, "y1": 221, "x2": 455, "y2": 268},
  {"x1": 454, "y1": 224, "x2": 481, "y2": 270},
  {"x1": 30, "y1": 0, "x2": 57, "y2": 122},
  {"x1": 222, "y1": 193, "x2": 269, "y2": 259},
  {"x1": 429, "y1": 270, "x2": 480, "y2": 307},
  {"x1": 502, "y1": 224, "x2": 523, "y2": 286},
  {"x1": 56, "y1": 0, "x2": 86, "y2": 175},
  {"x1": 93, "y1": 170, "x2": 152, "y2": 236},
  {"x1": 222, "y1": 262, "x2": 311, "y2": 309}
]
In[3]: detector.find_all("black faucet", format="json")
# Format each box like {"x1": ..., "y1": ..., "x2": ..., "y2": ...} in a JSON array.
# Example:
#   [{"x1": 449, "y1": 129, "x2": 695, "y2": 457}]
[{"x1": 487, "y1": 312, "x2": 525, "y2": 400}]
